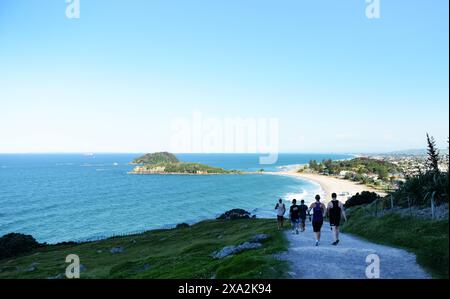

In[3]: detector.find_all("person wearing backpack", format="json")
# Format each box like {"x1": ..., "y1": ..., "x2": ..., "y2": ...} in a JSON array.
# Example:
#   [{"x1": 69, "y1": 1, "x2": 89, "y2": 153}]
[
  {"x1": 327, "y1": 193, "x2": 347, "y2": 245},
  {"x1": 308, "y1": 194, "x2": 326, "y2": 246}
]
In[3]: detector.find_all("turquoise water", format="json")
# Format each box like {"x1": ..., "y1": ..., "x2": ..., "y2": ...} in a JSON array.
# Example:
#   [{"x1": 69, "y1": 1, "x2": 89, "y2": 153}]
[{"x1": 0, "y1": 153, "x2": 350, "y2": 243}]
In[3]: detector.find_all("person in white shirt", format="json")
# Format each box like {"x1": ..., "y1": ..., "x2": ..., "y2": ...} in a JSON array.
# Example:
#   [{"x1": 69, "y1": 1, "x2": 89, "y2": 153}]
[
  {"x1": 326, "y1": 193, "x2": 347, "y2": 245},
  {"x1": 274, "y1": 198, "x2": 286, "y2": 230}
]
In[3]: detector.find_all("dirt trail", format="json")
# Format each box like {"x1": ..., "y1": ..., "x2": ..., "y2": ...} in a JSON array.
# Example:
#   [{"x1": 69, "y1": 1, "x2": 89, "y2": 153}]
[{"x1": 276, "y1": 222, "x2": 430, "y2": 279}]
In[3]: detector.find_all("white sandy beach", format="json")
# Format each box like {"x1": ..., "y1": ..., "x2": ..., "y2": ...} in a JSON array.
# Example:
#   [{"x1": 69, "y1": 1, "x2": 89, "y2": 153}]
[{"x1": 268, "y1": 170, "x2": 386, "y2": 204}]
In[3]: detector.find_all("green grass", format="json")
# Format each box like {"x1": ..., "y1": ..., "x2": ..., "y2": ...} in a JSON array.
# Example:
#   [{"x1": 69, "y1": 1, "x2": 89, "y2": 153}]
[
  {"x1": 0, "y1": 219, "x2": 288, "y2": 279},
  {"x1": 342, "y1": 207, "x2": 449, "y2": 278}
]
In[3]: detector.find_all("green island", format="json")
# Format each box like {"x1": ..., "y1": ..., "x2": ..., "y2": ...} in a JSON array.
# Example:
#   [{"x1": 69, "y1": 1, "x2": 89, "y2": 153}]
[{"x1": 129, "y1": 152, "x2": 240, "y2": 175}]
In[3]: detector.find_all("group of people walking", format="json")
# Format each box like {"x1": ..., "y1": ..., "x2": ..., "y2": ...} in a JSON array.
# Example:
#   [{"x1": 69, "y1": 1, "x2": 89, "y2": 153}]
[{"x1": 274, "y1": 193, "x2": 347, "y2": 246}]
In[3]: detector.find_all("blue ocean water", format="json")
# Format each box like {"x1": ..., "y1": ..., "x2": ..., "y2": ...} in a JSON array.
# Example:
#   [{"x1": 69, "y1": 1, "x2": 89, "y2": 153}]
[{"x1": 0, "y1": 153, "x2": 350, "y2": 243}]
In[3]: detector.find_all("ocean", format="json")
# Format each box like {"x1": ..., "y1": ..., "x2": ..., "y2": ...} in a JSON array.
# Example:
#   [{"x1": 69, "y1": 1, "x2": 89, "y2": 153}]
[{"x1": 0, "y1": 153, "x2": 350, "y2": 243}]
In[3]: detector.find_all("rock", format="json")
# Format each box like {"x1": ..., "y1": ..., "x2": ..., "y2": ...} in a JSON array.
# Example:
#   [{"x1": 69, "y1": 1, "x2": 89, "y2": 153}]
[
  {"x1": 97, "y1": 250, "x2": 102, "y2": 254},
  {"x1": 110, "y1": 246, "x2": 124, "y2": 254},
  {"x1": 176, "y1": 223, "x2": 190, "y2": 229},
  {"x1": 211, "y1": 242, "x2": 262, "y2": 259},
  {"x1": 250, "y1": 234, "x2": 269, "y2": 243},
  {"x1": 238, "y1": 242, "x2": 262, "y2": 251},
  {"x1": 27, "y1": 262, "x2": 39, "y2": 272},
  {"x1": 211, "y1": 245, "x2": 237, "y2": 259},
  {"x1": 217, "y1": 209, "x2": 252, "y2": 220}
]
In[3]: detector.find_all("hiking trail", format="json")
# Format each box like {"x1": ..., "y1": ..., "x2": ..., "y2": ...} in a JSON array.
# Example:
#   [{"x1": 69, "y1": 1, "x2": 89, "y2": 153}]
[{"x1": 276, "y1": 222, "x2": 430, "y2": 279}]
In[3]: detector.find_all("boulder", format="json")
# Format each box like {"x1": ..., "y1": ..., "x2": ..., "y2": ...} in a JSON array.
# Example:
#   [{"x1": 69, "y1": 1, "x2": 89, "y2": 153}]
[
  {"x1": 217, "y1": 209, "x2": 252, "y2": 220},
  {"x1": 250, "y1": 234, "x2": 269, "y2": 243},
  {"x1": 27, "y1": 262, "x2": 39, "y2": 272},
  {"x1": 211, "y1": 242, "x2": 262, "y2": 259},
  {"x1": 211, "y1": 245, "x2": 237, "y2": 259}
]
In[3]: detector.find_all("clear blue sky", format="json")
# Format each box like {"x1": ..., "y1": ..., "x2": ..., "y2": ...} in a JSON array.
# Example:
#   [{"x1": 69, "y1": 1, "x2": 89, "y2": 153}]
[{"x1": 0, "y1": 0, "x2": 448, "y2": 153}]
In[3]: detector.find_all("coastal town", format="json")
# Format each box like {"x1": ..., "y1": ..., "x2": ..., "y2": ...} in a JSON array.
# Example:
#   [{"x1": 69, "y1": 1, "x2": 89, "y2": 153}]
[{"x1": 297, "y1": 149, "x2": 449, "y2": 192}]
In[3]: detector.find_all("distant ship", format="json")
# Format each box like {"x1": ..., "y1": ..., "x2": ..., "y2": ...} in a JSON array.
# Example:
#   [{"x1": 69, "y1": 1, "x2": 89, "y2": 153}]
[{"x1": 83, "y1": 153, "x2": 95, "y2": 157}]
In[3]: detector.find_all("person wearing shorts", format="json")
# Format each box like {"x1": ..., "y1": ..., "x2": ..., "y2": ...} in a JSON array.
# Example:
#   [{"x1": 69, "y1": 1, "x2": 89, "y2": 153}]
[
  {"x1": 298, "y1": 199, "x2": 308, "y2": 232},
  {"x1": 289, "y1": 199, "x2": 301, "y2": 234},
  {"x1": 327, "y1": 193, "x2": 347, "y2": 245},
  {"x1": 274, "y1": 198, "x2": 286, "y2": 230},
  {"x1": 309, "y1": 195, "x2": 326, "y2": 246}
]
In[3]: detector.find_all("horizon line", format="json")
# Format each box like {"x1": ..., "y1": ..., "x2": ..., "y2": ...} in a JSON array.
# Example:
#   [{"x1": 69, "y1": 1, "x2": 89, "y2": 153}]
[{"x1": 0, "y1": 150, "x2": 432, "y2": 155}]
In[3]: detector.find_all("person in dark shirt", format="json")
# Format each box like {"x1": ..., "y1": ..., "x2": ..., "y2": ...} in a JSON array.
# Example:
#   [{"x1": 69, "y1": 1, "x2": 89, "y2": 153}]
[
  {"x1": 289, "y1": 199, "x2": 301, "y2": 234},
  {"x1": 298, "y1": 199, "x2": 308, "y2": 232},
  {"x1": 327, "y1": 193, "x2": 347, "y2": 245}
]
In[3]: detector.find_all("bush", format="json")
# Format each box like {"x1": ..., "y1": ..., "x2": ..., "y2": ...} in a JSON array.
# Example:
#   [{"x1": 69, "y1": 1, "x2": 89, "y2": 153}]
[
  {"x1": 392, "y1": 171, "x2": 449, "y2": 207},
  {"x1": 0, "y1": 233, "x2": 40, "y2": 260},
  {"x1": 344, "y1": 191, "x2": 380, "y2": 208}
]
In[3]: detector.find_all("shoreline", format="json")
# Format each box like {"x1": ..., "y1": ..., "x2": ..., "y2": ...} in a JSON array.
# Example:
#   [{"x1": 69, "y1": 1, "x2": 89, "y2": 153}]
[{"x1": 265, "y1": 170, "x2": 387, "y2": 204}]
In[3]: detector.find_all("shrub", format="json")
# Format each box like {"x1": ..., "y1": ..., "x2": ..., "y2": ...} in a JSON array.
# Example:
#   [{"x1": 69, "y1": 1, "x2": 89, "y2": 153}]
[
  {"x1": 344, "y1": 191, "x2": 380, "y2": 208},
  {"x1": 0, "y1": 233, "x2": 40, "y2": 260},
  {"x1": 392, "y1": 171, "x2": 449, "y2": 207}
]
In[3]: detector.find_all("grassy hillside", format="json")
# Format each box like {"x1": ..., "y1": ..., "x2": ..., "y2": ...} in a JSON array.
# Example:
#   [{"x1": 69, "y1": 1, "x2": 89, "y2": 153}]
[
  {"x1": 0, "y1": 219, "x2": 287, "y2": 279},
  {"x1": 342, "y1": 207, "x2": 449, "y2": 278}
]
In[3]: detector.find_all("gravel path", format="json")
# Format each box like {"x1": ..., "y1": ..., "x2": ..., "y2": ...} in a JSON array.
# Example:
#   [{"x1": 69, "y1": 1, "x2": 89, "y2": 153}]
[{"x1": 276, "y1": 222, "x2": 431, "y2": 279}]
